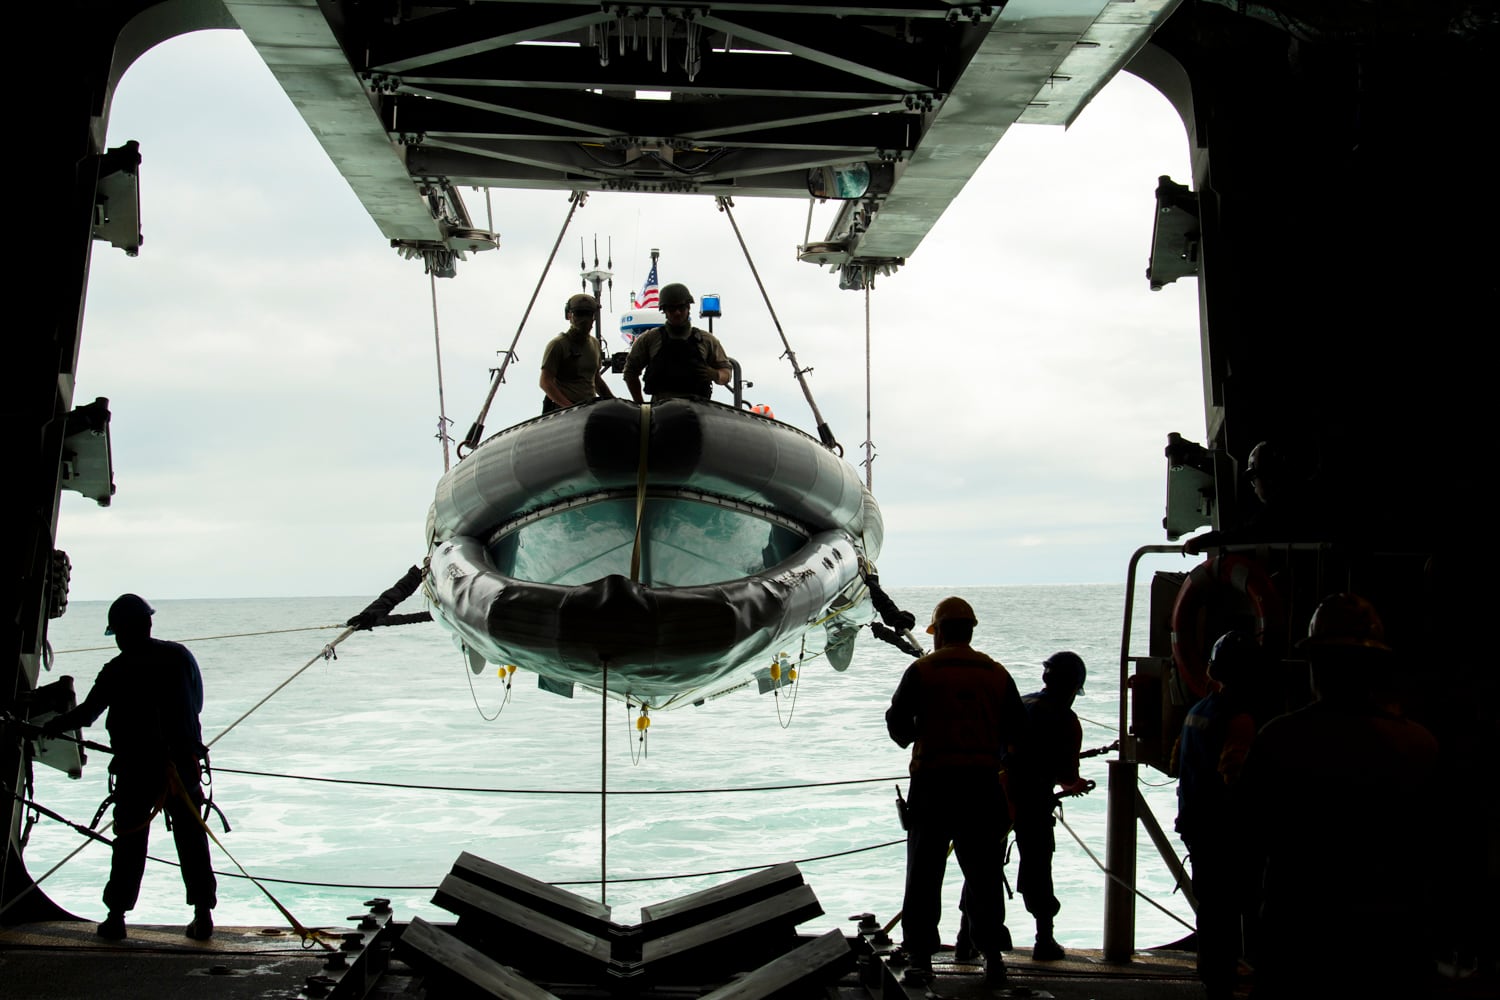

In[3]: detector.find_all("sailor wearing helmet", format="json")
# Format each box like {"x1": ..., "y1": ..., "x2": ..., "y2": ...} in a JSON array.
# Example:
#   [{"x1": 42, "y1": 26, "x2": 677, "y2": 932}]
[{"x1": 622, "y1": 282, "x2": 731, "y2": 403}]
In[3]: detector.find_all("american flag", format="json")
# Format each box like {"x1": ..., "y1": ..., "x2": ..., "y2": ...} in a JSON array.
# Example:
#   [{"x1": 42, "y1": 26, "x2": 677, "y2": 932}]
[{"x1": 633, "y1": 259, "x2": 660, "y2": 311}]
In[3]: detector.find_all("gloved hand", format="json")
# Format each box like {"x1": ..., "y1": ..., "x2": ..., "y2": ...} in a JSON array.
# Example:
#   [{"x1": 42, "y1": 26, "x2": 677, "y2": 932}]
[{"x1": 39, "y1": 718, "x2": 66, "y2": 738}]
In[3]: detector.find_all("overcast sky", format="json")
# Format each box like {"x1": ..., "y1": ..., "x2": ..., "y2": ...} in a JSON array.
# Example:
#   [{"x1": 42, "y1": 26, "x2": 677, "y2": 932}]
[{"x1": 62, "y1": 29, "x2": 1204, "y2": 602}]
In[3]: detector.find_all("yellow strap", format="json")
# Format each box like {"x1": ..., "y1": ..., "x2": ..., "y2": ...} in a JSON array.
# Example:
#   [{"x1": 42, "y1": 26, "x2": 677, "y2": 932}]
[
  {"x1": 168, "y1": 763, "x2": 337, "y2": 950},
  {"x1": 629, "y1": 403, "x2": 651, "y2": 582}
]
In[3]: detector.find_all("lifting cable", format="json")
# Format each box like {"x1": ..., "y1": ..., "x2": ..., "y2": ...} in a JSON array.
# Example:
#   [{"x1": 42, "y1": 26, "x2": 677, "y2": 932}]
[
  {"x1": 429, "y1": 271, "x2": 454, "y2": 473},
  {"x1": 862, "y1": 264, "x2": 875, "y2": 489},
  {"x1": 459, "y1": 190, "x2": 589, "y2": 458},
  {"x1": 714, "y1": 195, "x2": 841, "y2": 454},
  {"x1": 213, "y1": 566, "x2": 428, "y2": 748}
]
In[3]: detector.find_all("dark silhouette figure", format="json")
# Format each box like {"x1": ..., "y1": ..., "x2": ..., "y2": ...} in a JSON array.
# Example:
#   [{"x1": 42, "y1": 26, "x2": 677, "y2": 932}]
[
  {"x1": 1176, "y1": 630, "x2": 1264, "y2": 1000},
  {"x1": 886, "y1": 597, "x2": 1027, "y2": 988},
  {"x1": 45, "y1": 594, "x2": 216, "y2": 941},
  {"x1": 1185, "y1": 441, "x2": 1310, "y2": 554},
  {"x1": 1010, "y1": 651, "x2": 1091, "y2": 960},
  {"x1": 1241, "y1": 594, "x2": 1439, "y2": 999}
]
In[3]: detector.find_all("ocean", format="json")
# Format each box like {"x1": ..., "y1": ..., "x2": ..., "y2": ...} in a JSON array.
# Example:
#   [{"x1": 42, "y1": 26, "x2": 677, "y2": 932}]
[{"x1": 24, "y1": 585, "x2": 1196, "y2": 951}]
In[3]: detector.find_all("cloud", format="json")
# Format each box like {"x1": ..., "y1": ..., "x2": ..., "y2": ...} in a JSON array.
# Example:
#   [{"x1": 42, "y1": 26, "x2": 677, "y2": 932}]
[{"x1": 60, "y1": 31, "x2": 1204, "y2": 601}]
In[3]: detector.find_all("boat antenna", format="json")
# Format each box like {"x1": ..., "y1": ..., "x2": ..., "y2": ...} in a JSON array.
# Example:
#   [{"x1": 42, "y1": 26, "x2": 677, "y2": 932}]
[
  {"x1": 458, "y1": 190, "x2": 588, "y2": 458},
  {"x1": 582, "y1": 233, "x2": 614, "y2": 353},
  {"x1": 714, "y1": 196, "x2": 842, "y2": 455}
]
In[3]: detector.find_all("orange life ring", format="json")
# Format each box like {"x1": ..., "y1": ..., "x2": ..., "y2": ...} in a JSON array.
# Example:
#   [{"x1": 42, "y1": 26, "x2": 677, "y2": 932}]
[{"x1": 1170, "y1": 555, "x2": 1282, "y2": 699}]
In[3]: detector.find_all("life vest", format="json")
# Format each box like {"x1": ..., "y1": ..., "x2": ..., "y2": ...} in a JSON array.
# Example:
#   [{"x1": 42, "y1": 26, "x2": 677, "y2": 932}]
[
  {"x1": 642, "y1": 327, "x2": 712, "y2": 398},
  {"x1": 909, "y1": 647, "x2": 1016, "y2": 772},
  {"x1": 1170, "y1": 555, "x2": 1282, "y2": 700}
]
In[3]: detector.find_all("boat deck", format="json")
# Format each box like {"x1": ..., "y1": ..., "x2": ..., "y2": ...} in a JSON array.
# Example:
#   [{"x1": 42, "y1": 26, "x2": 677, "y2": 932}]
[{"x1": 0, "y1": 920, "x2": 1215, "y2": 999}]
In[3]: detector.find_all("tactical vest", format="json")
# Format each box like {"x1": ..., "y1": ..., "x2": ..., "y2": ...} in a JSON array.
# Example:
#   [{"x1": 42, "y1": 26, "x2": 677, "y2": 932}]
[{"x1": 643, "y1": 328, "x2": 712, "y2": 398}]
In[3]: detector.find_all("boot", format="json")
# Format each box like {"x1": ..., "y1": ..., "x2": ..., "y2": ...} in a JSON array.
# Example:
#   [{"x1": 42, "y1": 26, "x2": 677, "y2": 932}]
[
  {"x1": 185, "y1": 906, "x2": 214, "y2": 940},
  {"x1": 982, "y1": 952, "x2": 1009, "y2": 988},
  {"x1": 953, "y1": 917, "x2": 977, "y2": 962},
  {"x1": 97, "y1": 911, "x2": 126, "y2": 940},
  {"x1": 1032, "y1": 933, "x2": 1066, "y2": 961},
  {"x1": 903, "y1": 952, "x2": 934, "y2": 986}
]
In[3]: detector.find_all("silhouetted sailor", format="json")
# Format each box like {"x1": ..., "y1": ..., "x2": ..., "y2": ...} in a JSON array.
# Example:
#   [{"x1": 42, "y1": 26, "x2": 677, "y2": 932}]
[
  {"x1": 1185, "y1": 441, "x2": 1313, "y2": 554},
  {"x1": 886, "y1": 597, "x2": 1026, "y2": 988},
  {"x1": 1010, "y1": 652, "x2": 1092, "y2": 961},
  {"x1": 623, "y1": 282, "x2": 731, "y2": 403},
  {"x1": 1241, "y1": 594, "x2": 1438, "y2": 999},
  {"x1": 45, "y1": 594, "x2": 216, "y2": 941},
  {"x1": 1175, "y1": 630, "x2": 1264, "y2": 1000}
]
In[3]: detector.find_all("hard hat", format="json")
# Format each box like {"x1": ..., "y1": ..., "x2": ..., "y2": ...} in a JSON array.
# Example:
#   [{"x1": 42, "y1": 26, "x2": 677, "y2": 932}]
[
  {"x1": 1245, "y1": 441, "x2": 1283, "y2": 479},
  {"x1": 1206, "y1": 630, "x2": 1262, "y2": 687},
  {"x1": 105, "y1": 593, "x2": 155, "y2": 636},
  {"x1": 566, "y1": 292, "x2": 599, "y2": 315},
  {"x1": 1302, "y1": 592, "x2": 1391, "y2": 652},
  {"x1": 659, "y1": 282, "x2": 694, "y2": 309},
  {"x1": 750, "y1": 403, "x2": 775, "y2": 419},
  {"x1": 1042, "y1": 651, "x2": 1086, "y2": 694},
  {"x1": 926, "y1": 596, "x2": 977, "y2": 634}
]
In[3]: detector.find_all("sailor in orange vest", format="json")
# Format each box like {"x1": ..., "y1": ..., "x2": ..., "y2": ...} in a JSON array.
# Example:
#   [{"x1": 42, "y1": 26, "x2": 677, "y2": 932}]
[{"x1": 886, "y1": 596, "x2": 1027, "y2": 988}]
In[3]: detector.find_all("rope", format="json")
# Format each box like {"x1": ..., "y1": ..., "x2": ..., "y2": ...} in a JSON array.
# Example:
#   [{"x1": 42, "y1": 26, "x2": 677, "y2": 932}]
[
  {"x1": 12, "y1": 783, "x2": 907, "y2": 894},
  {"x1": 54, "y1": 624, "x2": 343, "y2": 654},
  {"x1": 459, "y1": 190, "x2": 588, "y2": 457},
  {"x1": 169, "y1": 763, "x2": 336, "y2": 949},
  {"x1": 208, "y1": 628, "x2": 353, "y2": 749},
  {"x1": 208, "y1": 767, "x2": 911, "y2": 795},
  {"x1": 1056, "y1": 809, "x2": 1195, "y2": 935},
  {"x1": 714, "y1": 195, "x2": 841, "y2": 454},
  {"x1": 599, "y1": 658, "x2": 611, "y2": 905},
  {"x1": 429, "y1": 271, "x2": 453, "y2": 473},
  {"x1": 629, "y1": 403, "x2": 651, "y2": 582}
]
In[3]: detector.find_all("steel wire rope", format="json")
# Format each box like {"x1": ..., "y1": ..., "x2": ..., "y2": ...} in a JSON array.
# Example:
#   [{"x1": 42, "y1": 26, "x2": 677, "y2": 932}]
[
  {"x1": 208, "y1": 627, "x2": 356, "y2": 749},
  {"x1": 459, "y1": 190, "x2": 589, "y2": 456},
  {"x1": 429, "y1": 270, "x2": 453, "y2": 472},
  {"x1": 714, "y1": 195, "x2": 840, "y2": 454},
  {"x1": 209, "y1": 767, "x2": 911, "y2": 795},
  {"x1": 862, "y1": 264, "x2": 874, "y2": 488},
  {"x1": 53, "y1": 623, "x2": 344, "y2": 654}
]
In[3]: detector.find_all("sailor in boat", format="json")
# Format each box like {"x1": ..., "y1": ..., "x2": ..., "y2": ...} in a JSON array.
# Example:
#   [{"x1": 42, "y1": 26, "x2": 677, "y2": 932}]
[
  {"x1": 539, "y1": 292, "x2": 613, "y2": 413},
  {"x1": 622, "y1": 282, "x2": 732, "y2": 403}
]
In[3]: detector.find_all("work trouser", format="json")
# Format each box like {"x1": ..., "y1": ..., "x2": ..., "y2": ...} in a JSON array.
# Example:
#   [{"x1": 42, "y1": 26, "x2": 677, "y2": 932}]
[
  {"x1": 901, "y1": 768, "x2": 1010, "y2": 959},
  {"x1": 1186, "y1": 835, "x2": 1246, "y2": 997},
  {"x1": 104, "y1": 759, "x2": 217, "y2": 914},
  {"x1": 1014, "y1": 806, "x2": 1060, "y2": 926}
]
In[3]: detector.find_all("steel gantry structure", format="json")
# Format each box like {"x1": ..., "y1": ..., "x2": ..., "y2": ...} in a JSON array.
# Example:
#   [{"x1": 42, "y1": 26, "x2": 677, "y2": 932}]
[{"x1": 223, "y1": 0, "x2": 1179, "y2": 279}]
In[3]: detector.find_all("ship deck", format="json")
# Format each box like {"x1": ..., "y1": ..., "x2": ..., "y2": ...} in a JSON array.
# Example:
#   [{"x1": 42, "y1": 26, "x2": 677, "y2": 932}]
[{"x1": 0, "y1": 920, "x2": 1213, "y2": 999}]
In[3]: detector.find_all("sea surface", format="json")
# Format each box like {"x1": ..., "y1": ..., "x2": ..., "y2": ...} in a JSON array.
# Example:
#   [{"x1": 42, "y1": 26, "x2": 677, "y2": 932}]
[{"x1": 24, "y1": 585, "x2": 1196, "y2": 950}]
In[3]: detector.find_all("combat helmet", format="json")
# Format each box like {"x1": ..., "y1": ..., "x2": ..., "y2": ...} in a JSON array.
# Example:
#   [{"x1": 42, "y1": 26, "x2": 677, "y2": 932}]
[{"x1": 659, "y1": 282, "x2": 694, "y2": 309}]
